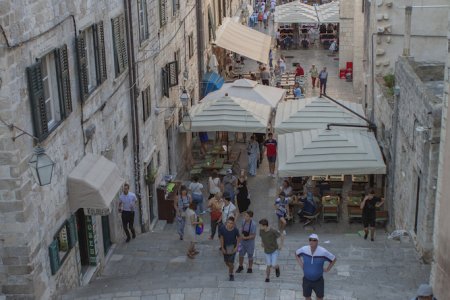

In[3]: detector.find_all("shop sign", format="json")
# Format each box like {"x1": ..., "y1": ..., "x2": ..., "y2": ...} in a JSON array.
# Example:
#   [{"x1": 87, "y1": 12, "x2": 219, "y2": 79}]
[
  {"x1": 86, "y1": 216, "x2": 97, "y2": 265},
  {"x1": 84, "y1": 207, "x2": 111, "y2": 216}
]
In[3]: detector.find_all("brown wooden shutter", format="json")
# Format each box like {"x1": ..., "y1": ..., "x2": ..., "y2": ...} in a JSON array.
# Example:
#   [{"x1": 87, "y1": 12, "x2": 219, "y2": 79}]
[
  {"x1": 55, "y1": 44, "x2": 73, "y2": 117},
  {"x1": 76, "y1": 32, "x2": 89, "y2": 102},
  {"x1": 26, "y1": 60, "x2": 49, "y2": 140},
  {"x1": 94, "y1": 22, "x2": 107, "y2": 84}
]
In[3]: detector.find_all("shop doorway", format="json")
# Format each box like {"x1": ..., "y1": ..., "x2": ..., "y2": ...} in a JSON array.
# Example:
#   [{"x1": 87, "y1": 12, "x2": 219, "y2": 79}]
[
  {"x1": 101, "y1": 215, "x2": 112, "y2": 255},
  {"x1": 75, "y1": 208, "x2": 89, "y2": 273},
  {"x1": 146, "y1": 162, "x2": 156, "y2": 222}
]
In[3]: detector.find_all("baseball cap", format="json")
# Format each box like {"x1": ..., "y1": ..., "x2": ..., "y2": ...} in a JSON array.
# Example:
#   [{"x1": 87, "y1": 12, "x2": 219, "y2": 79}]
[
  {"x1": 417, "y1": 284, "x2": 433, "y2": 297},
  {"x1": 309, "y1": 233, "x2": 319, "y2": 241},
  {"x1": 226, "y1": 169, "x2": 233, "y2": 174}
]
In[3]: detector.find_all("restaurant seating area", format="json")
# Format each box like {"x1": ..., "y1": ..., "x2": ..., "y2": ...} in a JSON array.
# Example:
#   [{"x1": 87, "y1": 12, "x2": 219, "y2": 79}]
[{"x1": 285, "y1": 174, "x2": 389, "y2": 228}]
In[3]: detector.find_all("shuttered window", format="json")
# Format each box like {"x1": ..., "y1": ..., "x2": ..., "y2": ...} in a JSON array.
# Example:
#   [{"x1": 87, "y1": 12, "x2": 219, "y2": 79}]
[
  {"x1": 26, "y1": 45, "x2": 72, "y2": 141},
  {"x1": 138, "y1": 0, "x2": 149, "y2": 43},
  {"x1": 172, "y1": 0, "x2": 180, "y2": 16},
  {"x1": 208, "y1": 6, "x2": 216, "y2": 42},
  {"x1": 161, "y1": 68, "x2": 169, "y2": 97},
  {"x1": 112, "y1": 15, "x2": 128, "y2": 77},
  {"x1": 166, "y1": 61, "x2": 178, "y2": 87},
  {"x1": 48, "y1": 215, "x2": 77, "y2": 275},
  {"x1": 159, "y1": 0, "x2": 167, "y2": 27},
  {"x1": 142, "y1": 85, "x2": 151, "y2": 122},
  {"x1": 188, "y1": 33, "x2": 194, "y2": 59},
  {"x1": 76, "y1": 22, "x2": 107, "y2": 101}
]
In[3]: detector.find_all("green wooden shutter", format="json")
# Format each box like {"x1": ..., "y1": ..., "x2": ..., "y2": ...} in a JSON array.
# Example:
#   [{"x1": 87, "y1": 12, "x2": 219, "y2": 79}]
[
  {"x1": 112, "y1": 16, "x2": 121, "y2": 76},
  {"x1": 48, "y1": 240, "x2": 60, "y2": 275},
  {"x1": 93, "y1": 22, "x2": 107, "y2": 84},
  {"x1": 68, "y1": 215, "x2": 78, "y2": 248},
  {"x1": 162, "y1": 68, "x2": 169, "y2": 97},
  {"x1": 76, "y1": 32, "x2": 89, "y2": 102},
  {"x1": 26, "y1": 60, "x2": 49, "y2": 140},
  {"x1": 119, "y1": 15, "x2": 128, "y2": 73},
  {"x1": 55, "y1": 44, "x2": 73, "y2": 118}
]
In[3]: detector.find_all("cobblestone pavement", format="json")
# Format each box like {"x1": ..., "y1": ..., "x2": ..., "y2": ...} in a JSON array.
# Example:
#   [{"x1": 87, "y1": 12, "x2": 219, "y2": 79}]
[{"x1": 62, "y1": 15, "x2": 430, "y2": 300}]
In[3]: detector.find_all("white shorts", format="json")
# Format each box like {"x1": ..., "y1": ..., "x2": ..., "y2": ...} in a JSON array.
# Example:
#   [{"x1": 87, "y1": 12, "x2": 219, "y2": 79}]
[{"x1": 265, "y1": 250, "x2": 279, "y2": 266}]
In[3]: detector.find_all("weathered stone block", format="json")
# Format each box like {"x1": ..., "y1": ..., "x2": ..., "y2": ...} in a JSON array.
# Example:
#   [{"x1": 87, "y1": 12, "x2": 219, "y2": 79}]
[
  {"x1": 1, "y1": 257, "x2": 19, "y2": 265},
  {"x1": 2, "y1": 284, "x2": 33, "y2": 294},
  {"x1": 7, "y1": 265, "x2": 33, "y2": 276},
  {"x1": 0, "y1": 201, "x2": 23, "y2": 212}
]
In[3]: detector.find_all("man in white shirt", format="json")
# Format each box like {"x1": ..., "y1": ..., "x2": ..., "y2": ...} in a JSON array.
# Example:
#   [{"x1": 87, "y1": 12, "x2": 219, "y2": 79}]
[{"x1": 119, "y1": 183, "x2": 138, "y2": 242}]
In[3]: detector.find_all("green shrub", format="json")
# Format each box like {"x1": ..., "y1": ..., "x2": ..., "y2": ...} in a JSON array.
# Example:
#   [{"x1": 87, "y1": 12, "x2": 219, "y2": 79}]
[{"x1": 383, "y1": 74, "x2": 395, "y2": 96}]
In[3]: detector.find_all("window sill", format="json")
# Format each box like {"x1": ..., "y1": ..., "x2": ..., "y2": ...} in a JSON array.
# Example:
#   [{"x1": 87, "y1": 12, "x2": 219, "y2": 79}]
[
  {"x1": 113, "y1": 69, "x2": 129, "y2": 85},
  {"x1": 138, "y1": 39, "x2": 150, "y2": 51}
]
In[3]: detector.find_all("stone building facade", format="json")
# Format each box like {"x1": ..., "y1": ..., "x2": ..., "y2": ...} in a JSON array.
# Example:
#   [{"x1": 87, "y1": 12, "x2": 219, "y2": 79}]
[
  {"x1": 431, "y1": 10, "x2": 450, "y2": 299},
  {"x1": 0, "y1": 0, "x2": 200, "y2": 298},
  {"x1": 338, "y1": 0, "x2": 364, "y2": 101},
  {"x1": 363, "y1": 0, "x2": 448, "y2": 118}
]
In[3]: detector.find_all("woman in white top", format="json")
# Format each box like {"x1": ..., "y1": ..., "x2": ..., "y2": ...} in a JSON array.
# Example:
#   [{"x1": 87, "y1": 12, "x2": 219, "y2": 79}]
[
  {"x1": 189, "y1": 175, "x2": 204, "y2": 215},
  {"x1": 208, "y1": 170, "x2": 222, "y2": 199},
  {"x1": 185, "y1": 202, "x2": 201, "y2": 259}
]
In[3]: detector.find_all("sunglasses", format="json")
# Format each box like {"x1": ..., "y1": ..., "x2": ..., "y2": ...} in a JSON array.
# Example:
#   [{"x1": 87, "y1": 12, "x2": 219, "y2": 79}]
[{"x1": 309, "y1": 239, "x2": 318, "y2": 242}]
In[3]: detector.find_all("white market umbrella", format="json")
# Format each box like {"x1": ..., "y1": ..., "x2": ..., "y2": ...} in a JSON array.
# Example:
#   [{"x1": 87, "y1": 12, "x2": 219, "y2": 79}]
[
  {"x1": 274, "y1": 97, "x2": 366, "y2": 134},
  {"x1": 201, "y1": 79, "x2": 285, "y2": 108},
  {"x1": 277, "y1": 129, "x2": 386, "y2": 177}
]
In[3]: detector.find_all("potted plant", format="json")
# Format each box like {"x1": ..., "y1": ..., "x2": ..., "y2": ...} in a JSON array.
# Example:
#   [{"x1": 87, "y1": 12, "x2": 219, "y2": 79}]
[{"x1": 145, "y1": 168, "x2": 158, "y2": 184}]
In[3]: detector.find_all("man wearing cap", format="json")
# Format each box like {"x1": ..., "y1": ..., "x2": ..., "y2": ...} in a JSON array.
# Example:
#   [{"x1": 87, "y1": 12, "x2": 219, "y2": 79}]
[
  {"x1": 222, "y1": 169, "x2": 237, "y2": 203},
  {"x1": 295, "y1": 234, "x2": 336, "y2": 300},
  {"x1": 411, "y1": 284, "x2": 436, "y2": 300}
]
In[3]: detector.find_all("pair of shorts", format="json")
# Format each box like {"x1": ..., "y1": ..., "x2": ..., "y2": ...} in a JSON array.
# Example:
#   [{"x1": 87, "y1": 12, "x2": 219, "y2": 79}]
[
  {"x1": 265, "y1": 250, "x2": 279, "y2": 266},
  {"x1": 223, "y1": 253, "x2": 236, "y2": 263},
  {"x1": 302, "y1": 276, "x2": 324, "y2": 298},
  {"x1": 239, "y1": 242, "x2": 255, "y2": 259},
  {"x1": 267, "y1": 155, "x2": 277, "y2": 163},
  {"x1": 362, "y1": 217, "x2": 376, "y2": 228}
]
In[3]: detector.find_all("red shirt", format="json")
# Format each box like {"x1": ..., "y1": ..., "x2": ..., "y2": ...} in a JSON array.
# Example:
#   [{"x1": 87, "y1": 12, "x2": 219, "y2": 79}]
[
  {"x1": 295, "y1": 66, "x2": 304, "y2": 76},
  {"x1": 264, "y1": 138, "x2": 277, "y2": 156}
]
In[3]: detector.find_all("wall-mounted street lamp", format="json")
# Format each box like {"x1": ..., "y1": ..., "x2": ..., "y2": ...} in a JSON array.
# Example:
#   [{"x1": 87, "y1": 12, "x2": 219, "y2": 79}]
[
  {"x1": 0, "y1": 118, "x2": 55, "y2": 186},
  {"x1": 155, "y1": 88, "x2": 192, "y2": 131}
]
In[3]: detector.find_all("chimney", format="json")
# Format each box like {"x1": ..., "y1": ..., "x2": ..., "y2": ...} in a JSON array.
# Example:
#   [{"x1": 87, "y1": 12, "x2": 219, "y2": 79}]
[{"x1": 402, "y1": 6, "x2": 412, "y2": 56}]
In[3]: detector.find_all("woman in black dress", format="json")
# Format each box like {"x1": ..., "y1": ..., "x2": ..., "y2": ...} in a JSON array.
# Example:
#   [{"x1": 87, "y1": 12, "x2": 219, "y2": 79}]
[{"x1": 236, "y1": 175, "x2": 250, "y2": 213}]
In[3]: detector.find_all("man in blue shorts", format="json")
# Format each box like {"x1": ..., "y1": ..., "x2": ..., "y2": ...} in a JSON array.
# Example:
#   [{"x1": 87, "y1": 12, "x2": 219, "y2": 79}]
[{"x1": 295, "y1": 234, "x2": 336, "y2": 300}]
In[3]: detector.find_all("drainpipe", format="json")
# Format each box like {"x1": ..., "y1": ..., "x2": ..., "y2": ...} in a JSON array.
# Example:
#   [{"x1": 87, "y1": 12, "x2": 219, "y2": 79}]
[
  {"x1": 387, "y1": 86, "x2": 400, "y2": 229},
  {"x1": 196, "y1": 0, "x2": 205, "y2": 98},
  {"x1": 124, "y1": 0, "x2": 144, "y2": 232},
  {"x1": 402, "y1": 6, "x2": 412, "y2": 57}
]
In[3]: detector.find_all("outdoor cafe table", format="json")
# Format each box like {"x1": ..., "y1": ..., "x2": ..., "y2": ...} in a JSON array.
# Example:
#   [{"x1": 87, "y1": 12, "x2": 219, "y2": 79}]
[{"x1": 202, "y1": 157, "x2": 225, "y2": 171}]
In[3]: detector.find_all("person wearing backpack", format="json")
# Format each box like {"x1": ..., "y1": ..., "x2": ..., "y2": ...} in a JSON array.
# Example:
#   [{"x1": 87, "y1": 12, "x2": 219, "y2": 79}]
[{"x1": 236, "y1": 211, "x2": 257, "y2": 274}]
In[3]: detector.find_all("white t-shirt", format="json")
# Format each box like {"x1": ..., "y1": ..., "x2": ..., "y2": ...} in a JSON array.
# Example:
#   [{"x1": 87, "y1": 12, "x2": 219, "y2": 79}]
[
  {"x1": 222, "y1": 202, "x2": 237, "y2": 224},
  {"x1": 209, "y1": 177, "x2": 221, "y2": 195},
  {"x1": 189, "y1": 182, "x2": 203, "y2": 195}
]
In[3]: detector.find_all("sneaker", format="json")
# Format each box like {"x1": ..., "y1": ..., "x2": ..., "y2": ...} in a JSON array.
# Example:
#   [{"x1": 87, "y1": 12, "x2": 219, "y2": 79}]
[
  {"x1": 371, "y1": 238, "x2": 374, "y2": 242},
  {"x1": 275, "y1": 268, "x2": 280, "y2": 277},
  {"x1": 180, "y1": 236, "x2": 183, "y2": 241},
  {"x1": 229, "y1": 274, "x2": 235, "y2": 281},
  {"x1": 364, "y1": 233, "x2": 368, "y2": 240},
  {"x1": 247, "y1": 268, "x2": 253, "y2": 273},
  {"x1": 265, "y1": 278, "x2": 270, "y2": 282},
  {"x1": 282, "y1": 230, "x2": 287, "y2": 236},
  {"x1": 125, "y1": 237, "x2": 131, "y2": 243},
  {"x1": 268, "y1": 173, "x2": 272, "y2": 177},
  {"x1": 236, "y1": 266, "x2": 244, "y2": 273},
  {"x1": 272, "y1": 173, "x2": 277, "y2": 178}
]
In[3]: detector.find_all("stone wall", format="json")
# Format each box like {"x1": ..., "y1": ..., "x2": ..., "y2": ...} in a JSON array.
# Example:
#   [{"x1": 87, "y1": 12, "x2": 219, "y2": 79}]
[
  {"x1": 391, "y1": 57, "x2": 442, "y2": 262},
  {"x1": 431, "y1": 10, "x2": 450, "y2": 299}
]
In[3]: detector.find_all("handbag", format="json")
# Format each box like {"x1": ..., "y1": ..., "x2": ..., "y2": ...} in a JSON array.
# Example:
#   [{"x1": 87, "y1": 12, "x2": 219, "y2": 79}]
[{"x1": 195, "y1": 217, "x2": 204, "y2": 235}]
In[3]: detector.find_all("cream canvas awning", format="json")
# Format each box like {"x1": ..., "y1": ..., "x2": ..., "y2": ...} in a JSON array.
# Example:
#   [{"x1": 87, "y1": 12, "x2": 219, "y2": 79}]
[
  {"x1": 68, "y1": 154, "x2": 124, "y2": 214},
  {"x1": 277, "y1": 129, "x2": 386, "y2": 177},
  {"x1": 274, "y1": 97, "x2": 366, "y2": 134},
  {"x1": 181, "y1": 95, "x2": 271, "y2": 133},
  {"x1": 214, "y1": 18, "x2": 272, "y2": 64},
  {"x1": 200, "y1": 79, "x2": 285, "y2": 108}
]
